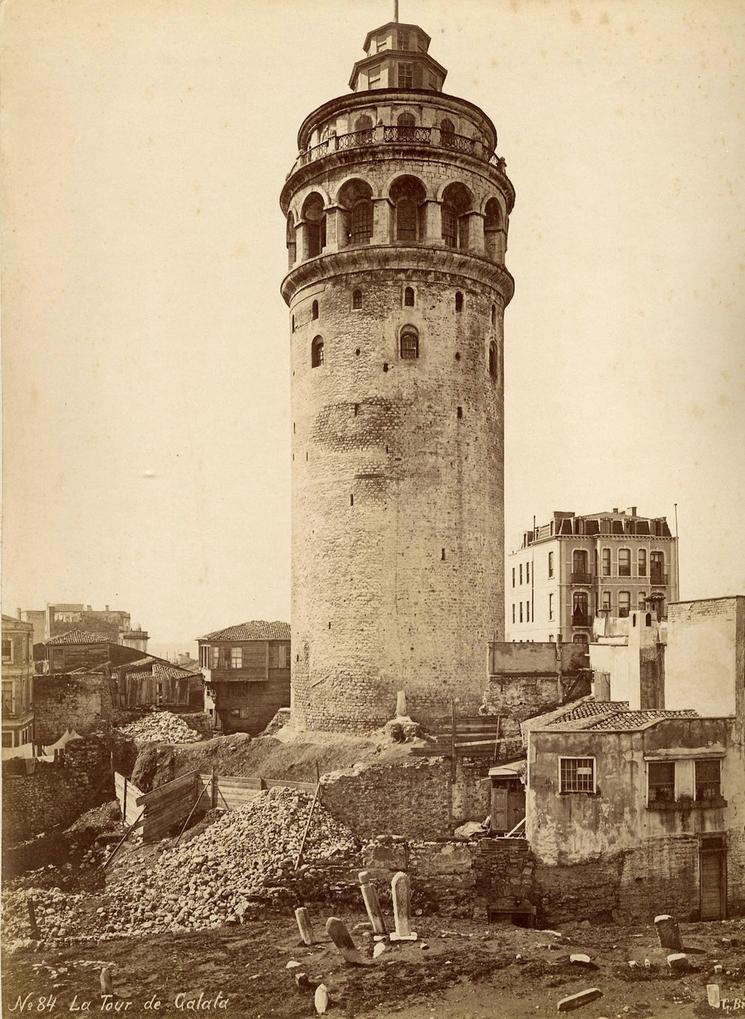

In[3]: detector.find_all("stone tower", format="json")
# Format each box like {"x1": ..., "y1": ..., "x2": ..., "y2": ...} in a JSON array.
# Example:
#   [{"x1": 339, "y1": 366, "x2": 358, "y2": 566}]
[{"x1": 280, "y1": 19, "x2": 515, "y2": 732}]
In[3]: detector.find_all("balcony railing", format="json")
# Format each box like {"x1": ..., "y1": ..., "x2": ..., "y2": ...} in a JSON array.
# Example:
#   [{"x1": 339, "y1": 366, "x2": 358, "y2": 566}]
[
  {"x1": 571, "y1": 571, "x2": 592, "y2": 585},
  {"x1": 289, "y1": 127, "x2": 507, "y2": 177},
  {"x1": 650, "y1": 571, "x2": 669, "y2": 585},
  {"x1": 572, "y1": 612, "x2": 592, "y2": 627}
]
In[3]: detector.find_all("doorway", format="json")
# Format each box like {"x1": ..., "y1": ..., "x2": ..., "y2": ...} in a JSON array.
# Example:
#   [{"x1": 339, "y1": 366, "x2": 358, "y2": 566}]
[{"x1": 699, "y1": 833, "x2": 726, "y2": 920}]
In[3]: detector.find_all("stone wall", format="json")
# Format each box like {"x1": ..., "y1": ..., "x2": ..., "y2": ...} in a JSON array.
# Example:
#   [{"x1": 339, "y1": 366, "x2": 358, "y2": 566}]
[
  {"x1": 361, "y1": 835, "x2": 535, "y2": 919},
  {"x1": 33, "y1": 672, "x2": 114, "y2": 745},
  {"x1": 320, "y1": 758, "x2": 452, "y2": 839},
  {"x1": 2, "y1": 735, "x2": 115, "y2": 844}
]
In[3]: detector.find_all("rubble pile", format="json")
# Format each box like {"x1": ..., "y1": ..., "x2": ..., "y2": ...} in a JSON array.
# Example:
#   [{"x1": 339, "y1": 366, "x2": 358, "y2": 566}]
[
  {"x1": 118, "y1": 711, "x2": 202, "y2": 745},
  {"x1": 2, "y1": 788, "x2": 360, "y2": 950}
]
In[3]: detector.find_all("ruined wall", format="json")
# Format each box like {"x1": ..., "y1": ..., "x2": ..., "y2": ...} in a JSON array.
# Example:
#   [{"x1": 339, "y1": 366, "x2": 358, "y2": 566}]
[
  {"x1": 483, "y1": 674, "x2": 562, "y2": 724},
  {"x1": 362, "y1": 835, "x2": 534, "y2": 918},
  {"x1": 320, "y1": 757, "x2": 452, "y2": 838},
  {"x1": 2, "y1": 736, "x2": 114, "y2": 843},
  {"x1": 33, "y1": 672, "x2": 114, "y2": 745}
]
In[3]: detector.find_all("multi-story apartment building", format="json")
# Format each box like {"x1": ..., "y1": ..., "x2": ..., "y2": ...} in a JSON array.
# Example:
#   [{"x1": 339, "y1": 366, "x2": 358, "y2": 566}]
[
  {"x1": 508, "y1": 507, "x2": 678, "y2": 644},
  {"x1": 2, "y1": 614, "x2": 35, "y2": 748}
]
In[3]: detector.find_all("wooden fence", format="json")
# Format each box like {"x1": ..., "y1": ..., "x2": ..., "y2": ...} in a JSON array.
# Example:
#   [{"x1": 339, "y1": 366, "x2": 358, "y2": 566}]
[{"x1": 113, "y1": 770, "x2": 317, "y2": 843}]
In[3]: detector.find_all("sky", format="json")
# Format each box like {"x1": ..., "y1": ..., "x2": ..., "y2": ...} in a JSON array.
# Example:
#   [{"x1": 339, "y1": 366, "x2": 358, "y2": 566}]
[{"x1": 2, "y1": 0, "x2": 744, "y2": 649}]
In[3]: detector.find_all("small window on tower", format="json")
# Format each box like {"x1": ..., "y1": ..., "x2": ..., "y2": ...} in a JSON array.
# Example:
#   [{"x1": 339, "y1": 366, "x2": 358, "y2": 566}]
[
  {"x1": 488, "y1": 341, "x2": 498, "y2": 377},
  {"x1": 399, "y1": 31, "x2": 410, "y2": 50},
  {"x1": 352, "y1": 289, "x2": 363, "y2": 310},
  {"x1": 399, "y1": 326, "x2": 419, "y2": 360},
  {"x1": 398, "y1": 63, "x2": 414, "y2": 88},
  {"x1": 455, "y1": 292, "x2": 464, "y2": 312},
  {"x1": 491, "y1": 304, "x2": 497, "y2": 327},
  {"x1": 368, "y1": 64, "x2": 382, "y2": 87},
  {"x1": 312, "y1": 300, "x2": 319, "y2": 320},
  {"x1": 403, "y1": 286, "x2": 415, "y2": 307},
  {"x1": 311, "y1": 336, "x2": 324, "y2": 368}
]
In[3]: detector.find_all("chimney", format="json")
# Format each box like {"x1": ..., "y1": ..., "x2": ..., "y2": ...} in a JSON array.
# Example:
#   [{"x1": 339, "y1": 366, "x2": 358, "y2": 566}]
[
  {"x1": 17, "y1": 608, "x2": 22, "y2": 619},
  {"x1": 612, "y1": 507, "x2": 618, "y2": 513},
  {"x1": 627, "y1": 505, "x2": 637, "y2": 516},
  {"x1": 105, "y1": 604, "x2": 110, "y2": 611}
]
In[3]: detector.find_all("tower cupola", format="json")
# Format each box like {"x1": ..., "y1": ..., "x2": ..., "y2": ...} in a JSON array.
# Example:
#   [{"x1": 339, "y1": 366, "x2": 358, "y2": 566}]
[{"x1": 350, "y1": 22, "x2": 447, "y2": 92}]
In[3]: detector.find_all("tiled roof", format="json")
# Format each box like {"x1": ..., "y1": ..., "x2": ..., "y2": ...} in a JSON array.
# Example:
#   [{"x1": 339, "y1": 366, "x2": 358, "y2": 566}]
[
  {"x1": 544, "y1": 707, "x2": 699, "y2": 733},
  {"x1": 46, "y1": 629, "x2": 114, "y2": 645},
  {"x1": 199, "y1": 620, "x2": 291, "y2": 642},
  {"x1": 552, "y1": 700, "x2": 629, "y2": 722},
  {"x1": 583, "y1": 709, "x2": 699, "y2": 731}
]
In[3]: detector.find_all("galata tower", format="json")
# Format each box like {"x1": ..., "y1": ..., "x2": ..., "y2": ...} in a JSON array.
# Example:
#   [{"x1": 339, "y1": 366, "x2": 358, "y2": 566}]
[{"x1": 280, "y1": 16, "x2": 514, "y2": 732}]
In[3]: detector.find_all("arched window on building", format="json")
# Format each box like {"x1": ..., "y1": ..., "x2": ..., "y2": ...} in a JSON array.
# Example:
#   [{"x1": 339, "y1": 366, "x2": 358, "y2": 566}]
[
  {"x1": 491, "y1": 304, "x2": 497, "y2": 327},
  {"x1": 484, "y1": 197, "x2": 503, "y2": 261},
  {"x1": 390, "y1": 176, "x2": 426, "y2": 243},
  {"x1": 399, "y1": 326, "x2": 419, "y2": 360},
  {"x1": 352, "y1": 289, "x2": 363, "y2": 310},
  {"x1": 353, "y1": 114, "x2": 374, "y2": 145},
  {"x1": 488, "y1": 341, "x2": 498, "y2": 378},
  {"x1": 572, "y1": 632, "x2": 589, "y2": 645},
  {"x1": 302, "y1": 193, "x2": 326, "y2": 258},
  {"x1": 618, "y1": 591, "x2": 631, "y2": 618},
  {"x1": 440, "y1": 118, "x2": 455, "y2": 147},
  {"x1": 572, "y1": 591, "x2": 589, "y2": 624},
  {"x1": 638, "y1": 548, "x2": 647, "y2": 577},
  {"x1": 441, "y1": 182, "x2": 472, "y2": 250},
  {"x1": 338, "y1": 178, "x2": 373, "y2": 247},
  {"x1": 618, "y1": 548, "x2": 631, "y2": 577},
  {"x1": 311, "y1": 336, "x2": 324, "y2": 368},
  {"x1": 455, "y1": 291, "x2": 463, "y2": 312},
  {"x1": 397, "y1": 111, "x2": 416, "y2": 140},
  {"x1": 403, "y1": 286, "x2": 415, "y2": 307},
  {"x1": 312, "y1": 300, "x2": 319, "y2": 320},
  {"x1": 286, "y1": 212, "x2": 296, "y2": 268}
]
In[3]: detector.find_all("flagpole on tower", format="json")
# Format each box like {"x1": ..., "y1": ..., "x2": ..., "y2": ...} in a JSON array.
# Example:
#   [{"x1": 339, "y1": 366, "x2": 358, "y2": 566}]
[{"x1": 394, "y1": 0, "x2": 399, "y2": 22}]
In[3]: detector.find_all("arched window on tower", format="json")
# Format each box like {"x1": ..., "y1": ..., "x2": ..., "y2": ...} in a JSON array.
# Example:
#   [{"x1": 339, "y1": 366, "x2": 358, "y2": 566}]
[
  {"x1": 352, "y1": 289, "x2": 363, "y2": 310},
  {"x1": 455, "y1": 291, "x2": 463, "y2": 312},
  {"x1": 399, "y1": 326, "x2": 419, "y2": 360},
  {"x1": 311, "y1": 336, "x2": 324, "y2": 368},
  {"x1": 440, "y1": 118, "x2": 455, "y2": 147},
  {"x1": 488, "y1": 341, "x2": 498, "y2": 378},
  {"x1": 390, "y1": 175, "x2": 426, "y2": 243},
  {"x1": 441, "y1": 182, "x2": 472, "y2": 250},
  {"x1": 302, "y1": 193, "x2": 326, "y2": 258},
  {"x1": 286, "y1": 212, "x2": 296, "y2": 268},
  {"x1": 353, "y1": 114, "x2": 374, "y2": 145},
  {"x1": 338, "y1": 178, "x2": 373, "y2": 247},
  {"x1": 491, "y1": 303, "x2": 497, "y2": 327},
  {"x1": 312, "y1": 300, "x2": 319, "y2": 320},
  {"x1": 397, "y1": 111, "x2": 416, "y2": 141},
  {"x1": 404, "y1": 286, "x2": 415, "y2": 307},
  {"x1": 484, "y1": 197, "x2": 504, "y2": 262}
]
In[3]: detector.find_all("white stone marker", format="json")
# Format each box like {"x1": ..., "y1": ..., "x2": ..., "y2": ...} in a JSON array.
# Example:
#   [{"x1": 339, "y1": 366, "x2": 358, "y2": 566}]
[
  {"x1": 390, "y1": 871, "x2": 418, "y2": 942},
  {"x1": 396, "y1": 690, "x2": 407, "y2": 717},
  {"x1": 358, "y1": 870, "x2": 387, "y2": 935},
  {"x1": 100, "y1": 966, "x2": 114, "y2": 995},
  {"x1": 295, "y1": 906, "x2": 315, "y2": 946}
]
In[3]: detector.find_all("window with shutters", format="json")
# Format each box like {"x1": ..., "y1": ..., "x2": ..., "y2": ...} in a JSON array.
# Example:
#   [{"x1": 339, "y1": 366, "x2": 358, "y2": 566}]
[
  {"x1": 648, "y1": 761, "x2": 675, "y2": 804},
  {"x1": 696, "y1": 760, "x2": 721, "y2": 801}
]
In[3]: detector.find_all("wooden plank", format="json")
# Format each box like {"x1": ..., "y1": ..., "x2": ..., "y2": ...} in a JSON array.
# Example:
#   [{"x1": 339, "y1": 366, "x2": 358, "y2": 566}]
[
  {"x1": 263, "y1": 779, "x2": 316, "y2": 792},
  {"x1": 143, "y1": 797, "x2": 208, "y2": 842},
  {"x1": 136, "y1": 770, "x2": 199, "y2": 807},
  {"x1": 199, "y1": 774, "x2": 263, "y2": 789}
]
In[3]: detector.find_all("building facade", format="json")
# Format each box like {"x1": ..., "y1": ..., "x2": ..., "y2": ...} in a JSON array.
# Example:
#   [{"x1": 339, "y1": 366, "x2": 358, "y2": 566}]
[
  {"x1": 46, "y1": 603, "x2": 133, "y2": 643},
  {"x1": 508, "y1": 507, "x2": 679, "y2": 645},
  {"x1": 1, "y1": 614, "x2": 34, "y2": 748},
  {"x1": 281, "y1": 19, "x2": 515, "y2": 731},
  {"x1": 198, "y1": 621, "x2": 291, "y2": 735}
]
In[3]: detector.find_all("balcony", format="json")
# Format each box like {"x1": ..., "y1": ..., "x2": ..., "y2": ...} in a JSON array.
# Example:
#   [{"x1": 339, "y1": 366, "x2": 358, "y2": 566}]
[
  {"x1": 572, "y1": 612, "x2": 592, "y2": 628},
  {"x1": 570, "y1": 571, "x2": 592, "y2": 585},
  {"x1": 650, "y1": 571, "x2": 669, "y2": 586},
  {"x1": 288, "y1": 126, "x2": 507, "y2": 177}
]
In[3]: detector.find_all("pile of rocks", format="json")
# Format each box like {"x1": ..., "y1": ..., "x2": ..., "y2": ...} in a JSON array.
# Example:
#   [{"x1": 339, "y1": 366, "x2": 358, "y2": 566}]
[
  {"x1": 118, "y1": 711, "x2": 202, "y2": 745},
  {"x1": 3, "y1": 788, "x2": 360, "y2": 950}
]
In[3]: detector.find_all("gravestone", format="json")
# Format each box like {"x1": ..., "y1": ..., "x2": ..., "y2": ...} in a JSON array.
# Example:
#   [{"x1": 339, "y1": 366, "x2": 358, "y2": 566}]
[
  {"x1": 325, "y1": 916, "x2": 375, "y2": 966},
  {"x1": 358, "y1": 870, "x2": 387, "y2": 935},
  {"x1": 295, "y1": 906, "x2": 314, "y2": 946},
  {"x1": 390, "y1": 871, "x2": 417, "y2": 942},
  {"x1": 654, "y1": 914, "x2": 682, "y2": 951}
]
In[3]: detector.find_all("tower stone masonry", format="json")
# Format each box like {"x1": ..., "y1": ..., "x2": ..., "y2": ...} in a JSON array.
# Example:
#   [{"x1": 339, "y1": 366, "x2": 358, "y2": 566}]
[{"x1": 280, "y1": 19, "x2": 515, "y2": 732}]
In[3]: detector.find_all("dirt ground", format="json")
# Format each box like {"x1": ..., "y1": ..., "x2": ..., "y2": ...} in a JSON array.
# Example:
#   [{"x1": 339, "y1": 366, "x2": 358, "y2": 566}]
[{"x1": 3, "y1": 912, "x2": 743, "y2": 1018}]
